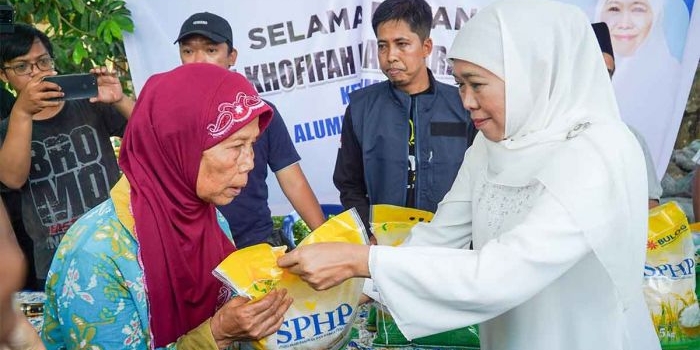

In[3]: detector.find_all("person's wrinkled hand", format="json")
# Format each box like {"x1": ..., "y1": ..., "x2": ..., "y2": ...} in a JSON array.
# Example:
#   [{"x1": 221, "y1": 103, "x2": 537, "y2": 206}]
[
  {"x1": 12, "y1": 72, "x2": 62, "y2": 117},
  {"x1": 89, "y1": 66, "x2": 124, "y2": 104},
  {"x1": 277, "y1": 242, "x2": 370, "y2": 291},
  {"x1": 209, "y1": 289, "x2": 292, "y2": 349}
]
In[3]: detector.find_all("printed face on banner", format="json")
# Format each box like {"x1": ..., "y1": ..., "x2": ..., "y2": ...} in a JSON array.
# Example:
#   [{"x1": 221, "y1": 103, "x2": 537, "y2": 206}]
[
  {"x1": 598, "y1": 0, "x2": 654, "y2": 57},
  {"x1": 376, "y1": 19, "x2": 432, "y2": 94},
  {"x1": 179, "y1": 35, "x2": 238, "y2": 69}
]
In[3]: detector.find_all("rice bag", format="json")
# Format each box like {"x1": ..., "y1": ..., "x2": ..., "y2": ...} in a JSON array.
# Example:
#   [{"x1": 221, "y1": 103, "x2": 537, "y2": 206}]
[
  {"x1": 645, "y1": 201, "x2": 700, "y2": 348},
  {"x1": 243, "y1": 208, "x2": 369, "y2": 350},
  {"x1": 688, "y1": 223, "x2": 700, "y2": 315},
  {"x1": 371, "y1": 204, "x2": 433, "y2": 246},
  {"x1": 370, "y1": 204, "x2": 481, "y2": 349},
  {"x1": 372, "y1": 305, "x2": 410, "y2": 348},
  {"x1": 213, "y1": 243, "x2": 287, "y2": 300}
]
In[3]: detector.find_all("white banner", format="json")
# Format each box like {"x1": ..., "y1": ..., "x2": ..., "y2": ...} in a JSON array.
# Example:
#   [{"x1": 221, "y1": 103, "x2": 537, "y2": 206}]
[{"x1": 123, "y1": 0, "x2": 700, "y2": 215}]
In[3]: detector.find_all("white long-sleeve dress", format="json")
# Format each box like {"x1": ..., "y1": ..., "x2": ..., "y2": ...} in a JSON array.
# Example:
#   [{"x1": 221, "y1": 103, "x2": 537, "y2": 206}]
[
  {"x1": 366, "y1": 135, "x2": 661, "y2": 350},
  {"x1": 363, "y1": 1, "x2": 664, "y2": 349}
]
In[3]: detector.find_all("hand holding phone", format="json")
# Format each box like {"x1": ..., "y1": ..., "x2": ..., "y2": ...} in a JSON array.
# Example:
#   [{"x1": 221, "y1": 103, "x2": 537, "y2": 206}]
[{"x1": 43, "y1": 73, "x2": 98, "y2": 101}]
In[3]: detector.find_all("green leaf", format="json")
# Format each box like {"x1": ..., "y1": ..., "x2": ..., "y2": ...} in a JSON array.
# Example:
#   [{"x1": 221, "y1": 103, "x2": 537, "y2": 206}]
[
  {"x1": 47, "y1": 9, "x2": 60, "y2": 31},
  {"x1": 79, "y1": 12, "x2": 89, "y2": 30},
  {"x1": 101, "y1": 21, "x2": 114, "y2": 45},
  {"x1": 70, "y1": 0, "x2": 85, "y2": 14},
  {"x1": 96, "y1": 20, "x2": 107, "y2": 38},
  {"x1": 105, "y1": 1, "x2": 125, "y2": 13},
  {"x1": 112, "y1": 15, "x2": 134, "y2": 33},
  {"x1": 108, "y1": 20, "x2": 122, "y2": 41},
  {"x1": 71, "y1": 41, "x2": 88, "y2": 65}
]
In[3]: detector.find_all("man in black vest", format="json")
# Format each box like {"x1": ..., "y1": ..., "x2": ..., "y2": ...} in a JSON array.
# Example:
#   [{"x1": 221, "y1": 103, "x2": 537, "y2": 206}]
[{"x1": 334, "y1": 0, "x2": 476, "y2": 238}]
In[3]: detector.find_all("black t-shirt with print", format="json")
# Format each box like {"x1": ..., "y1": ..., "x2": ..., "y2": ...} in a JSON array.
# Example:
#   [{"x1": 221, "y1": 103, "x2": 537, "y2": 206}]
[{"x1": 0, "y1": 99, "x2": 126, "y2": 279}]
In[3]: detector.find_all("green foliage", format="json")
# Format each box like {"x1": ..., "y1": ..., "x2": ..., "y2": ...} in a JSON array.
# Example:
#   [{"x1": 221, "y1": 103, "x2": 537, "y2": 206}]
[
  {"x1": 292, "y1": 220, "x2": 311, "y2": 244},
  {"x1": 10, "y1": 0, "x2": 134, "y2": 94},
  {"x1": 271, "y1": 216, "x2": 285, "y2": 231}
]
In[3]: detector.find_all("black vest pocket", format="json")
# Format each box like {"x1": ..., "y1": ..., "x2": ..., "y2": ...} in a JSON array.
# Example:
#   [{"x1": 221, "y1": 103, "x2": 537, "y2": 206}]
[{"x1": 430, "y1": 122, "x2": 468, "y2": 137}]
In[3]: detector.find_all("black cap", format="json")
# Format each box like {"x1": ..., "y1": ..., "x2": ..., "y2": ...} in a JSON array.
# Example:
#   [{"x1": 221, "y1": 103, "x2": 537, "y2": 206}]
[
  {"x1": 174, "y1": 12, "x2": 232, "y2": 45},
  {"x1": 591, "y1": 22, "x2": 614, "y2": 59}
]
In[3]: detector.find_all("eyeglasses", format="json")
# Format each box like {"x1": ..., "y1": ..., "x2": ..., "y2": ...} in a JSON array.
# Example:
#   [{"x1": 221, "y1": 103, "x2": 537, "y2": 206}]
[{"x1": 2, "y1": 57, "x2": 55, "y2": 76}]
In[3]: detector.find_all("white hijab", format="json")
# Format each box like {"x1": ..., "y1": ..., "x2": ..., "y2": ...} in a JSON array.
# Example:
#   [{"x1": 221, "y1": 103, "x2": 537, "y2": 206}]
[{"x1": 448, "y1": 0, "x2": 648, "y2": 310}]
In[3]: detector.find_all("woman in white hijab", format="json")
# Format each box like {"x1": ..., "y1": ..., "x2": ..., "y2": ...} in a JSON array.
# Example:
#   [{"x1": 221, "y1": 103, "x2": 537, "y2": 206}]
[{"x1": 279, "y1": 0, "x2": 660, "y2": 349}]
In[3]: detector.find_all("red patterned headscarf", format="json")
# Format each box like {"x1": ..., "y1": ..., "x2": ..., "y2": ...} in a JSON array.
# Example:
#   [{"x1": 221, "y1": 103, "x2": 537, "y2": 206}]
[{"x1": 119, "y1": 63, "x2": 272, "y2": 347}]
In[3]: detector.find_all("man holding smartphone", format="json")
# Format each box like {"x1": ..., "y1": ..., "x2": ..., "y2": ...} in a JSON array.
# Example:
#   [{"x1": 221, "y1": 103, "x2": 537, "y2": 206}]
[{"x1": 0, "y1": 23, "x2": 134, "y2": 289}]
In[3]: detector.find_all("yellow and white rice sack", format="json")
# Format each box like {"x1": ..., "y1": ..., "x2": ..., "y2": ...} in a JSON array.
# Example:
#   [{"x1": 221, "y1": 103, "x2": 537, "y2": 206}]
[
  {"x1": 645, "y1": 201, "x2": 700, "y2": 346},
  {"x1": 371, "y1": 204, "x2": 433, "y2": 246},
  {"x1": 243, "y1": 208, "x2": 368, "y2": 350},
  {"x1": 213, "y1": 243, "x2": 287, "y2": 300}
]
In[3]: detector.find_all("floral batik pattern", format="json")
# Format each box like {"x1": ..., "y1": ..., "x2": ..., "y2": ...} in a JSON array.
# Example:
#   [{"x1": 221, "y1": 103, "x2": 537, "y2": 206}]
[{"x1": 42, "y1": 196, "x2": 232, "y2": 350}]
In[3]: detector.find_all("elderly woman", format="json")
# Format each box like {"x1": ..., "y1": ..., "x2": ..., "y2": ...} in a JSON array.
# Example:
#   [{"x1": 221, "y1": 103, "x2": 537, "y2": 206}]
[
  {"x1": 279, "y1": 0, "x2": 661, "y2": 349},
  {"x1": 42, "y1": 63, "x2": 292, "y2": 349}
]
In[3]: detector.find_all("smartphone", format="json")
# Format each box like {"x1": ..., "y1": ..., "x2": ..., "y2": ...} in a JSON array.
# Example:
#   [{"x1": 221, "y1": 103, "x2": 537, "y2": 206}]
[
  {"x1": 0, "y1": 5, "x2": 14, "y2": 34},
  {"x1": 43, "y1": 73, "x2": 98, "y2": 101}
]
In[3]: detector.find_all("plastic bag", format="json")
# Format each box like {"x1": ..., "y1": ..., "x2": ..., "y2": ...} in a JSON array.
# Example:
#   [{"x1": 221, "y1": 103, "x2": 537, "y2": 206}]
[
  {"x1": 645, "y1": 202, "x2": 700, "y2": 347},
  {"x1": 370, "y1": 204, "x2": 481, "y2": 349},
  {"x1": 213, "y1": 243, "x2": 287, "y2": 300},
  {"x1": 243, "y1": 208, "x2": 369, "y2": 350},
  {"x1": 372, "y1": 306, "x2": 410, "y2": 347},
  {"x1": 688, "y1": 223, "x2": 700, "y2": 313},
  {"x1": 371, "y1": 204, "x2": 433, "y2": 246}
]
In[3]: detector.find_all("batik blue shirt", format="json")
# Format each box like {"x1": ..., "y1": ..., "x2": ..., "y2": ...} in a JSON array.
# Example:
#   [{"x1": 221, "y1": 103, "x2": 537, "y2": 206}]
[{"x1": 42, "y1": 177, "x2": 231, "y2": 349}]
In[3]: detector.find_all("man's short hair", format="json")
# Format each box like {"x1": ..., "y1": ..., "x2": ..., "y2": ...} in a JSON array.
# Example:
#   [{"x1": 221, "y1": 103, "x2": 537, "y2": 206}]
[
  {"x1": 175, "y1": 12, "x2": 234, "y2": 53},
  {"x1": 371, "y1": 0, "x2": 433, "y2": 41},
  {"x1": 0, "y1": 23, "x2": 53, "y2": 66}
]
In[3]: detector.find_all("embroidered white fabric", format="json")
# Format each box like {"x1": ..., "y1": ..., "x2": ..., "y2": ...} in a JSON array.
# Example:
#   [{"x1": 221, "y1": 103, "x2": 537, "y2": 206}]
[{"x1": 473, "y1": 179, "x2": 543, "y2": 244}]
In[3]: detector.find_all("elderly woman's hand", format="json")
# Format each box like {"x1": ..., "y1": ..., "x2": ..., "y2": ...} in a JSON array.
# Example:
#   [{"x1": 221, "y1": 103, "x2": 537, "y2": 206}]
[
  {"x1": 277, "y1": 242, "x2": 371, "y2": 291},
  {"x1": 209, "y1": 289, "x2": 292, "y2": 349}
]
